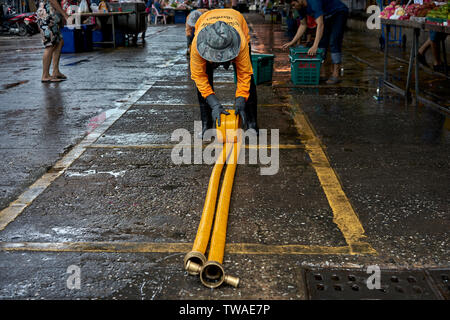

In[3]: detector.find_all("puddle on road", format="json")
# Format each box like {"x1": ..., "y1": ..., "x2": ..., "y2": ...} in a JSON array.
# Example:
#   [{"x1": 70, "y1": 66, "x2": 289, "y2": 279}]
[
  {"x1": 63, "y1": 59, "x2": 90, "y2": 66},
  {"x1": 65, "y1": 169, "x2": 127, "y2": 178},
  {"x1": 86, "y1": 108, "x2": 123, "y2": 133},
  {"x1": 13, "y1": 68, "x2": 30, "y2": 74},
  {"x1": 2, "y1": 80, "x2": 29, "y2": 90},
  {"x1": 98, "y1": 132, "x2": 172, "y2": 145}
]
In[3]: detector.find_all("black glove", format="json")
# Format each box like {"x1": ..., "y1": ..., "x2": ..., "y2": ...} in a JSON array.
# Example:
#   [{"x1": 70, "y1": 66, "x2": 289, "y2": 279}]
[
  {"x1": 206, "y1": 94, "x2": 229, "y2": 127},
  {"x1": 234, "y1": 96, "x2": 246, "y2": 127}
]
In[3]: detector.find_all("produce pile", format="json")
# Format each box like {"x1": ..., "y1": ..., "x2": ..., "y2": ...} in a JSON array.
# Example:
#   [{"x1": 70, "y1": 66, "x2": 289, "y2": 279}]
[
  {"x1": 426, "y1": 2, "x2": 449, "y2": 23},
  {"x1": 379, "y1": 0, "x2": 448, "y2": 22}
]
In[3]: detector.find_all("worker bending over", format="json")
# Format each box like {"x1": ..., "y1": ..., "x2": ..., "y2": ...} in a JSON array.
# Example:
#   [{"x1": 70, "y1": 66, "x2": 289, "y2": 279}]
[{"x1": 190, "y1": 9, "x2": 258, "y2": 138}]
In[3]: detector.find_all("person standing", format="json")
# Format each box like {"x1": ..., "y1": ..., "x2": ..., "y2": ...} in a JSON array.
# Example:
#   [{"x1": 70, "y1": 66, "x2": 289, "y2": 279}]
[
  {"x1": 36, "y1": 0, "x2": 70, "y2": 82},
  {"x1": 190, "y1": 9, "x2": 258, "y2": 138},
  {"x1": 145, "y1": 0, "x2": 153, "y2": 25},
  {"x1": 185, "y1": 9, "x2": 208, "y2": 55},
  {"x1": 418, "y1": 31, "x2": 448, "y2": 73},
  {"x1": 282, "y1": 0, "x2": 348, "y2": 84}
]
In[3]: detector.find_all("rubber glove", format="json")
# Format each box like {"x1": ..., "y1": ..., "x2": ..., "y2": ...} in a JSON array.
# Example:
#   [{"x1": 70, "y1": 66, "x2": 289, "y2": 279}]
[
  {"x1": 206, "y1": 94, "x2": 229, "y2": 127},
  {"x1": 234, "y1": 96, "x2": 246, "y2": 127}
]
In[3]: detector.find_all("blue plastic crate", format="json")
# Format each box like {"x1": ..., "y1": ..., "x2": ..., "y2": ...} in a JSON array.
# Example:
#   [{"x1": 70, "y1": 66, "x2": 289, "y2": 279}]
[
  {"x1": 61, "y1": 26, "x2": 84, "y2": 53},
  {"x1": 99, "y1": 29, "x2": 125, "y2": 47},
  {"x1": 92, "y1": 30, "x2": 103, "y2": 47},
  {"x1": 174, "y1": 10, "x2": 186, "y2": 24},
  {"x1": 61, "y1": 25, "x2": 93, "y2": 53},
  {"x1": 113, "y1": 30, "x2": 125, "y2": 46},
  {"x1": 81, "y1": 24, "x2": 93, "y2": 52}
]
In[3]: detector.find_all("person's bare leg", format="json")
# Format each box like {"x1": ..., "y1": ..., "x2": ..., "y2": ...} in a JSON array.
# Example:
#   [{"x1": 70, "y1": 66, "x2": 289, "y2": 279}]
[
  {"x1": 320, "y1": 52, "x2": 330, "y2": 79},
  {"x1": 51, "y1": 39, "x2": 66, "y2": 79},
  {"x1": 331, "y1": 63, "x2": 340, "y2": 78},
  {"x1": 430, "y1": 41, "x2": 442, "y2": 66},
  {"x1": 418, "y1": 39, "x2": 432, "y2": 55},
  {"x1": 42, "y1": 45, "x2": 55, "y2": 81}
]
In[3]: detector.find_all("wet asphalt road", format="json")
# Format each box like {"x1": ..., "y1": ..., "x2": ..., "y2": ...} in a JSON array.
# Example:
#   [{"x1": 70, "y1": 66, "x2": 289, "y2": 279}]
[{"x1": 0, "y1": 14, "x2": 449, "y2": 300}]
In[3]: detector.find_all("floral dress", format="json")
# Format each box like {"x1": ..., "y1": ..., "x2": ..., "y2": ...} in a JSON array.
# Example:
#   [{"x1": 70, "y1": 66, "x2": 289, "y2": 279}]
[{"x1": 36, "y1": 0, "x2": 63, "y2": 47}]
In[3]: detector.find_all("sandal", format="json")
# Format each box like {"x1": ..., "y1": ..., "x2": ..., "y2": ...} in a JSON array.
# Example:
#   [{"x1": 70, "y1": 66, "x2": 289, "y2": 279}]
[
  {"x1": 53, "y1": 74, "x2": 67, "y2": 80},
  {"x1": 433, "y1": 64, "x2": 447, "y2": 74},
  {"x1": 41, "y1": 78, "x2": 64, "y2": 83},
  {"x1": 417, "y1": 53, "x2": 429, "y2": 68},
  {"x1": 326, "y1": 76, "x2": 341, "y2": 85}
]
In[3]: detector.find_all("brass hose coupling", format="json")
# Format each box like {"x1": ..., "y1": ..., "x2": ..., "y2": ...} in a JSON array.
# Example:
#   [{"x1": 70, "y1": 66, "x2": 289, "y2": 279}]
[
  {"x1": 184, "y1": 251, "x2": 207, "y2": 275},
  {"x1": 200, "y1": 260, "x2": 239, "y2": 289}
]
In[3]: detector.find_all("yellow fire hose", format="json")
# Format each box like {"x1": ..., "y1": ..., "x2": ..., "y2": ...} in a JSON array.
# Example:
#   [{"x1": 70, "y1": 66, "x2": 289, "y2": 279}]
[
  {"x1": 183, "y1": 142, "x2": 233, "y2": 274},
  {"x1": 184, "y1": 110, "x2": 242, "y2": 288}
]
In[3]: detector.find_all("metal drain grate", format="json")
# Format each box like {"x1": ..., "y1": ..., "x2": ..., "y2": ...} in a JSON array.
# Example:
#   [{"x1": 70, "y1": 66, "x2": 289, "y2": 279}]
[
  {"x1": 303, "y1": 268, "x2": 443, "y2": 300},
  {"x1": 426, "y1": 269, "x2": 450, "y2": 300}
]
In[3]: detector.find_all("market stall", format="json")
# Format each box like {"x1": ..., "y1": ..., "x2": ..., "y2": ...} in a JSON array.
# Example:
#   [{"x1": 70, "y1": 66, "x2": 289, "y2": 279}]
[
  {"x1": 72, "y1": 11, "x2": 132, "y2": 48},
  {"x1": 163, "y1": 5, "x2": 192, "y2": 24},
  {"x1": 107, "y1": 1, "x2": 147, "y2": 44},
  {"x1": 379, "y1": 1, "x2": 449, "y2": 114},
  {"x1": 62, "y1": 0, "x2": 147, "y2": 49}
]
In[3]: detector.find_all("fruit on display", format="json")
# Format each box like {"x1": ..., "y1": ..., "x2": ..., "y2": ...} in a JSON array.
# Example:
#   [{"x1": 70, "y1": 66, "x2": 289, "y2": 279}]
[
  {"x1": 379, "y1": 1, "x2": 398, "y2": 19},
  {"x1": 426, "y1": 2, "x2": 449, "y2": 21},
  {"x1": 379, "y1": 0, "x2": 440, "y2": 20}
]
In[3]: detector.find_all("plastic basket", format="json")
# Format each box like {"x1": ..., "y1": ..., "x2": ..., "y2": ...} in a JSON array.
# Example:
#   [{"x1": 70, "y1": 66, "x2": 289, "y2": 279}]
[
  {"x1": 81, "y1": 24, "x2": 93, "y2": 52},
  {"x1": 289, "y1": 46, "x2": 323, "y2": 61},
  {"x1": 61, "y1": 26, "x2": 84, "y2": 53},
  {"x1": 234, "y1": 53, "x2": 274, "y2": 85},
  {"x1": 92, "y1": 30, "x2": 103, "y2": 47},
  {"x1": 426, "y1": 17, "x2": 446, "y2": 25},
  {"x1": 174, "y1": 11, "x2": 186, "y2": 24},
  {"x1": 289, "y1": 47, "x2": 323, "y2": 85},
  {"x1": 252, "y1": 53, "x2": 274, "y2": 84}
]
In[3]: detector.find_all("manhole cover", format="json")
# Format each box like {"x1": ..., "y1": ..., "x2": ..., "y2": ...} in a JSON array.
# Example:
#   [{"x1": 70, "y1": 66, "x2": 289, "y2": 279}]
[
  {"x1": 303, "y1": 268, "x2": 443, "y2": 300},
  {"x1": 426, "y1": 269, "x2": 450, "y2": 300}
]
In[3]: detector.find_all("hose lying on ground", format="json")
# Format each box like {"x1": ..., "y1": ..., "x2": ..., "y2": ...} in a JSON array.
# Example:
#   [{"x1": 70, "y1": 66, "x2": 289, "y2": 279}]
[{"x1": 184, "y1": 110, "x2": 242, "y2": 288}]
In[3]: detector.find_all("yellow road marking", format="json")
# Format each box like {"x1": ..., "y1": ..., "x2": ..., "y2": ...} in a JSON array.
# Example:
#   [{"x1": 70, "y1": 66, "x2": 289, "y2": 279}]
[
  {"x1": 289, "y1": 96, "x2": 376, "y2": 255},
  {"x1": 0, "y1": 241, "x2": 363, "y2": 255},
  {"x1": 87, "y1": 144, "x2": 304, "y2": 149},
  {"x1": 133, "y1": 103, "x2": 288, "y2": 108}
]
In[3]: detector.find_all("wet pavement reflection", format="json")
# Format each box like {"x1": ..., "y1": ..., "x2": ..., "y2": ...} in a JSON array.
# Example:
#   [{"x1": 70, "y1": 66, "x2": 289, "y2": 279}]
[{"x1": 0, "y1": 14, "x2": 448, "y2": 300}]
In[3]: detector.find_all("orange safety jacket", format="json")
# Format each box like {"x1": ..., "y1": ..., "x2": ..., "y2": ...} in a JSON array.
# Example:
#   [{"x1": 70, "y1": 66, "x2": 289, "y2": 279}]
[
  {"x1": 185, "y1": 8, "x2": 208, "y2": 38},
  {"x1": 190, "y1": 9, "x2": 253, "y2": 100}
]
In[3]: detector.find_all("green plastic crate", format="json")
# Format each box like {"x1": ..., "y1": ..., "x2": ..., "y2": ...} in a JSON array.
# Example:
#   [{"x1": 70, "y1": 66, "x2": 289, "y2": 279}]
[
  {"x1": 252, "y1": 53, "x2": 274, "y2": 84},
  {"x1": 234, "y1": 53, "x2": 275, "y2": 85},
  {"x1": 289, "y1": 46, "x2": 324, "y2": 60},
  {"x1": 289, "y1": 47, "x2": 323, "y2": 85},
  {"x1": 426, "y1": 17, "x2": 446, "y2": 25}
]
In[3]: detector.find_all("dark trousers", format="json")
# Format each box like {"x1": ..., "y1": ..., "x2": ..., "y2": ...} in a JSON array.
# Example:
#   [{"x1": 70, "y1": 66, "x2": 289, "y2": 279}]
[
  {"x1": 196, "y1": 49, "x2": 258, "y2": 131},
  {"x1": 319, "y1": 10, "x2": 348, "y2": 64}
]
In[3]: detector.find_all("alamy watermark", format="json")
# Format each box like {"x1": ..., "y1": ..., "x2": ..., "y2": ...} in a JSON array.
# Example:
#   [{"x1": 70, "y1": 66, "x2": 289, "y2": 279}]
[
  {"x1": 366, "y1": 265, "x2": 381, "y2": 290},
  {"x1": 66, "y1": 265, "x2": 81, "y2": 290},
  {"x1": 171, "y1": 121, "x2": 280, "y2": 176},
  {"x1": 366, "y1": 5, "x2": 381, "y2": 30}
]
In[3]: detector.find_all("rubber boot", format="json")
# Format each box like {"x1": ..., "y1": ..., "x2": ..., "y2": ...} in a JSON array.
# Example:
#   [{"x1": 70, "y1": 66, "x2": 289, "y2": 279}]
[{"x1": 245, "y1": 75, "x2": 259, "y2": 134}]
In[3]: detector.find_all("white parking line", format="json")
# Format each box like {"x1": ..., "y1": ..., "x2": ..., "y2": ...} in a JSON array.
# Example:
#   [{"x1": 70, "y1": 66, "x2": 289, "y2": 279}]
[{"x1": 0, "y1": 80, "x2": 157, "y2": 231}]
